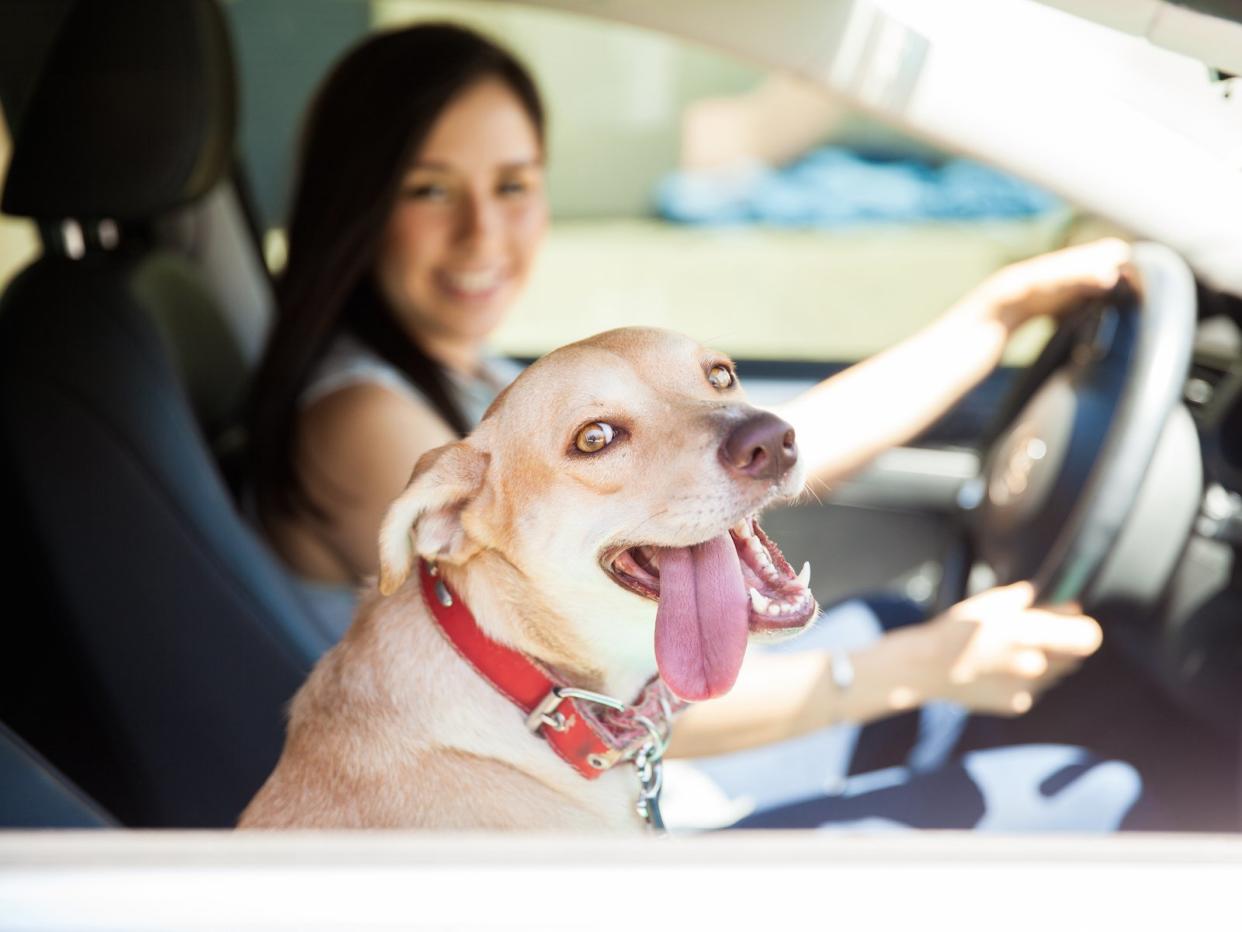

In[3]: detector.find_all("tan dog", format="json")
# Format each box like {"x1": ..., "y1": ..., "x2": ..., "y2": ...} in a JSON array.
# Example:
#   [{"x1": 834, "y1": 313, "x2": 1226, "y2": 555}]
[{"x1": 239, "y1": 327, "x2": 817, "y2": 831}]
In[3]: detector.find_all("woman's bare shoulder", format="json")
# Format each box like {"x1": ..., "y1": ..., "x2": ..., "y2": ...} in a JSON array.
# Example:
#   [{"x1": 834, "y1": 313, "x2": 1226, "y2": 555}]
[{"x1": 296, "y1": 382, "x2": 457, "y2": 503}]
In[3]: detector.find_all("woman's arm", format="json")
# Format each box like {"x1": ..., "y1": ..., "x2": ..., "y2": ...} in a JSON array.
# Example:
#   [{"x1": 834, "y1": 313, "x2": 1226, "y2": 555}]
[
  {"x1": 291, "y1": 384, "x2": 457, "y2": 580},
  {"x1": 666, "y1": 583, "x2": 1101, "y2": 759},
  {"x1": 775, "y1": 238, "x2": 1132, "y2": 490}
]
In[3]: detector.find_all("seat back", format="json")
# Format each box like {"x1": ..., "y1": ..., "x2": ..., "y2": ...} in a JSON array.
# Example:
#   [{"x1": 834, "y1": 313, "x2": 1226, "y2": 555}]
[
  {"x1": 0, "y1": 0, "x2": 328, "y2": 827},
  {"x1": 0, "y1": 721, "x2": 115, "y2": 829}
]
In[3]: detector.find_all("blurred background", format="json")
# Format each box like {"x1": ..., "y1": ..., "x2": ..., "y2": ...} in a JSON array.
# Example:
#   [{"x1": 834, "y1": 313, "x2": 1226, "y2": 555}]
[{"x1": 2, "y1": 0, "x2": 1110, "y2": 367}]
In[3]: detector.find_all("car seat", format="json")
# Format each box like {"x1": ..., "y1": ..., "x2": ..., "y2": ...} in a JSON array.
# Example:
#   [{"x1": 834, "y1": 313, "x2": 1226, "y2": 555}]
[
  {"x1": 0, "y1": 0, "x2": 331, "y2": 827},
  {"x1": 0, "y1": 720, "x2": 115, "y2": 829}
]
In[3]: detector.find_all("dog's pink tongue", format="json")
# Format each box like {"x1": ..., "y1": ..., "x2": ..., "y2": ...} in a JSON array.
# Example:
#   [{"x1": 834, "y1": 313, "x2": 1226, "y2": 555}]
[{"x1": 654, "y1": 533, "x2": 749, "y2": 702}]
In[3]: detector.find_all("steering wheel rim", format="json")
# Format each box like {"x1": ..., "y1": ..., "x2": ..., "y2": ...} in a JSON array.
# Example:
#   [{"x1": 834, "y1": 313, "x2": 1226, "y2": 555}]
[{"x1": 947, "y1": 242, "x2": 1196, "y2": 609}]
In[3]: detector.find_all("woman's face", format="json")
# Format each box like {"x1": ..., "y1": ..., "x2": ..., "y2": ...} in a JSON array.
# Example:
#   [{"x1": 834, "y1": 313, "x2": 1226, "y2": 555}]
[{"x1": 375, "y1": 78, "x2": 548, "y2": 361}]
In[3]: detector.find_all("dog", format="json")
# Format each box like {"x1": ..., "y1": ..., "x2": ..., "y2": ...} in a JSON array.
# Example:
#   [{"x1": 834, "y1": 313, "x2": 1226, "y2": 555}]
[{"x1": 239, "y1": 327, "x2": 818, "y2": 831}]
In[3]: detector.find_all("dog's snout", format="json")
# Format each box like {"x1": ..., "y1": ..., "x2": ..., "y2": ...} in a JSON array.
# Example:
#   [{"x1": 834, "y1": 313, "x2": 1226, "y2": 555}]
[{"x1": 719, "y1": 411, "x2": 798, "y2": 480}]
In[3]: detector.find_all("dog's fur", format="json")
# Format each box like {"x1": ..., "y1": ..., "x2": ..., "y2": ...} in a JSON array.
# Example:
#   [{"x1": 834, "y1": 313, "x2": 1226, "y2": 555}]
[{"x1": 239, "y1": 327, "x2": 806, "y2": 831}]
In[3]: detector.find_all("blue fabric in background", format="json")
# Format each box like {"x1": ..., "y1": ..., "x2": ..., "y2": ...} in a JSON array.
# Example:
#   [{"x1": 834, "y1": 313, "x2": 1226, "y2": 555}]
[{"x1": 655, "y1": 147, "x2": 1061, "y2": 227}]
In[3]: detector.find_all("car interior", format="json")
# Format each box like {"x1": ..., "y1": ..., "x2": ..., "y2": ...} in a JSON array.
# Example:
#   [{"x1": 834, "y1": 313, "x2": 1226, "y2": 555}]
[
  {"x1": 0, "y1": 0, "x2": 333, "y2": 829},
  {"x1": 2, "y1": 0, "x2": 1242, "y2": 839}
]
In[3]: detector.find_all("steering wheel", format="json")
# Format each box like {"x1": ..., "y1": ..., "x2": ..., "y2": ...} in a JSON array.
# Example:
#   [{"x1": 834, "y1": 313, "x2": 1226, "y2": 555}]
[{"x1": 938, "y1": 242, "x2": 1198, "y2": 612}]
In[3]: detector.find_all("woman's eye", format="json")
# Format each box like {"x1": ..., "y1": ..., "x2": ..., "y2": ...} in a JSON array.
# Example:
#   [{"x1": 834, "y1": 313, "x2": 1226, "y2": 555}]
[
  {"x1": 707, "y1": 364, "x2": 735, "y2": 390},
  {"x1": 574, "y1": 421, "x2": 616, "y2": 454},
  {"x1": 498, "y1": 179, "x2": 529, "y2": 196},
  {"x1": 402, "y1": 183, "x2": 448, "y2": 201}
]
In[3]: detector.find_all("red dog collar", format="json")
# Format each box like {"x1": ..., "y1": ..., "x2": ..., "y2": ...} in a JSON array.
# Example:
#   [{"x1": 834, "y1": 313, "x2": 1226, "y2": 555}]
[{"x1": 419, "y1": 561, "x2": 682, "y2": 781}]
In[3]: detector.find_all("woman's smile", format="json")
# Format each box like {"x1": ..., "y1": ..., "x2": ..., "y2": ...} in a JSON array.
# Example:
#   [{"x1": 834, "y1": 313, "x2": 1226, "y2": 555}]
[{"x1": 435, "y1": 265, "x2": 511, "y2": 302}]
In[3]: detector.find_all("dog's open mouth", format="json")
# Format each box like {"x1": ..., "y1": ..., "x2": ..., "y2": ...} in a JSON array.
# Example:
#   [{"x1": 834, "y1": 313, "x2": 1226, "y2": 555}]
[{"x1": 603, "y1": 517, "x2": 818, "y2": 702}]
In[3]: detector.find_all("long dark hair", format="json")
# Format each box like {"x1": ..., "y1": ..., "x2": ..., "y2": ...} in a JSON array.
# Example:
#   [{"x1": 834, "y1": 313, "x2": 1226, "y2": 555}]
[{"x1": 247, "y1": 22, "x2": 545, "y2": 518}]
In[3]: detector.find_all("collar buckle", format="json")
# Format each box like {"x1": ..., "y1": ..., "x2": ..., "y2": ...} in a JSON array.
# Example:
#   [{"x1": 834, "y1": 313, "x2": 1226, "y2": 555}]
[
  {"x1": 526, "y1": 685, "x2": 670, "y2": 829},
  {"x1": 526, "y1": 686, "x2": 670, "y2": 763},
  {"x1": 525, "y1": 688, "x2": 573, "y2": 734}
]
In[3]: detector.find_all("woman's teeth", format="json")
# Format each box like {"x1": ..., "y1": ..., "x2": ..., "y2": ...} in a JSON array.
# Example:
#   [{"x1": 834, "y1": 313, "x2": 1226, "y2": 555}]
[{"x1": 444, "y1": 268, "x2": 504, "y2": 295}]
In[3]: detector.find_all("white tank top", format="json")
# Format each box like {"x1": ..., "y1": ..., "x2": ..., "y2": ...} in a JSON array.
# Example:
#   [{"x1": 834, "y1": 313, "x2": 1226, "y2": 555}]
[{"x1": 301, "y1": 332, "x2": 521, "y2": 426}]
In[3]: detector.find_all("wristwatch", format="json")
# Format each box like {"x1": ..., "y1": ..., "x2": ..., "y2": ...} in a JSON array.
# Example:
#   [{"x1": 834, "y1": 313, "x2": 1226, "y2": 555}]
[{"x1": 829, "y1": 650, "x2": 855, "y2": 692}]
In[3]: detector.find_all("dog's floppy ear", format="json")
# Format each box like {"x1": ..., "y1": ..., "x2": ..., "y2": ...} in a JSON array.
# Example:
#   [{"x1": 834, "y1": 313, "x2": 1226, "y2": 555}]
[{"x1": 377, "y1": 441, "x2": 489, "y2": 595}]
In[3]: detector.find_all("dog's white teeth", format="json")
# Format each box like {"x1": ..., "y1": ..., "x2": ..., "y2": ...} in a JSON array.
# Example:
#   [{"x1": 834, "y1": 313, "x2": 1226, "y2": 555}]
[
  {"x1": 748, "y1": 587, "x2": 770, "y2": 613},
  {"x1": 754, "y1": 544, "x2": 772, "y2": 566},
  {"x1": 733, "y1": 519, "x2": 753, "y2": 539},
  {"x1": 796, "y1": 561, "x2": 811, "y2": 589},
  {"x1": 750, "y1": 585, "x2": 817, "y2": 620}
]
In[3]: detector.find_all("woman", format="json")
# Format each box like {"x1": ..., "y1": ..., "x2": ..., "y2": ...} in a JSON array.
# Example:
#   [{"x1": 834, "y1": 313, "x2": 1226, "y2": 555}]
[
  {"x1": 246, "y1": 22, "x2": 1134, "y2": 828},
  {"x1": 248, "y1": 23, "x2": 547, "y2": 636}
]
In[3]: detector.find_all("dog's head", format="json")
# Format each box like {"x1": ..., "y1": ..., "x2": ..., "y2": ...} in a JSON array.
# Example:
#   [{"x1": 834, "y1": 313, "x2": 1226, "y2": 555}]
[{"x1": 377, "y1": 327, "x2": 818, "y2": 701}]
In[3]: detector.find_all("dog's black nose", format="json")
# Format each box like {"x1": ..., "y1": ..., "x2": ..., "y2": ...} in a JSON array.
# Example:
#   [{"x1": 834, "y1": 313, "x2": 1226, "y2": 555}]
[{"x1": 719, "y1": 411, "x2": 798, "y2": 480}]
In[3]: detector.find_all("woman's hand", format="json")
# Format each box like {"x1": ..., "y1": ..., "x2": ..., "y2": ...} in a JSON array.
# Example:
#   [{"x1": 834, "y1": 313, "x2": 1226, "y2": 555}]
[
  {"x1": 973, "y1": 237, "x2": 1133, "y2": 333},
  {"x1": 915, "y1": 582, "x2": 1103, "y2": 716}
]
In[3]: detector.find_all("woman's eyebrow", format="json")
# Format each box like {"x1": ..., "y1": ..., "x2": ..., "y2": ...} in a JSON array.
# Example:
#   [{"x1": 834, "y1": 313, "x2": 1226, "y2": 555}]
[{"x1": 407, "y1": 158, "x2": 543, "y2": 172}]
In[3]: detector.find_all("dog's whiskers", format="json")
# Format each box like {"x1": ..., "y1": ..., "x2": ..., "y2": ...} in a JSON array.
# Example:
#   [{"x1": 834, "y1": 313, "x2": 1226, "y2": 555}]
[
  {"x1": 628, "y1": 507, "x2": 671, "y2": 538},
  {"x1": 798, "y1": 484, "x2": 826, "y2": 507}
]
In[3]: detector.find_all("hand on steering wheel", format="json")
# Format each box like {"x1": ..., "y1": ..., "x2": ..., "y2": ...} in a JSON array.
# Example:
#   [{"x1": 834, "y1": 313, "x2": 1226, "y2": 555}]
[{"x1": 972, "y1": 237, "x2": 1134, "y2": 331}]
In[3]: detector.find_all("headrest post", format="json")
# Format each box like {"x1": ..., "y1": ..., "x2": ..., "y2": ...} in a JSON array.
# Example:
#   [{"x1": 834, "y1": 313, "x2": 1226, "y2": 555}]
[
  {"x1": 97, "y1": 219, "x2": 120, "y2": 251},
  {"x1": 37, "y1": 218, "x2": 122, "y2": 259},
  {"x1": 60, "y1": 219, "x2": 85, "y2": 260}
]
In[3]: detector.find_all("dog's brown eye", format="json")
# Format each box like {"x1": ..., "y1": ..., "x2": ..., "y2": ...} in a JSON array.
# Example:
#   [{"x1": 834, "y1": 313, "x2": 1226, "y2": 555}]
[
  {"x1": 575, "y1": 421, "x2": 615, "y2": 453},
  {"x1": 708, "y1": 364, "x2": 735, "y2": 390}
]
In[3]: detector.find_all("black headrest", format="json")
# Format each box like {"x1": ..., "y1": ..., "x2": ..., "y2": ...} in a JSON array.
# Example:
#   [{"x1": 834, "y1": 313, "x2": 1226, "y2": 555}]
[{"x1": 2, "y1": 0, "x2": 236, "y2": 222}]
